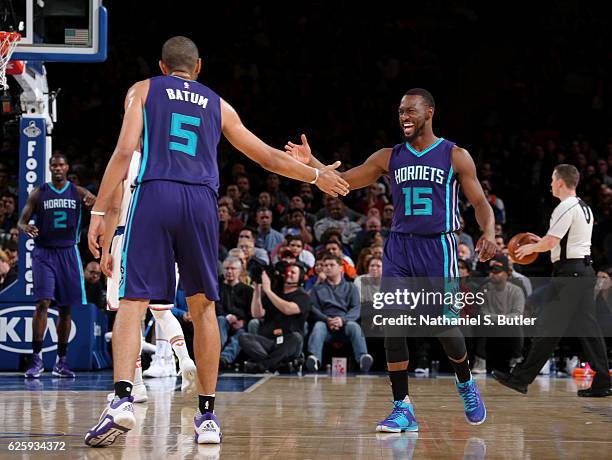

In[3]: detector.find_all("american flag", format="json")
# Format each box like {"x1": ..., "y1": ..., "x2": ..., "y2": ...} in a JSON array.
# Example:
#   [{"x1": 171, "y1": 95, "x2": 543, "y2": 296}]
[{"x1": 65, "y1": 29, "x2": 89, "y2": 45}]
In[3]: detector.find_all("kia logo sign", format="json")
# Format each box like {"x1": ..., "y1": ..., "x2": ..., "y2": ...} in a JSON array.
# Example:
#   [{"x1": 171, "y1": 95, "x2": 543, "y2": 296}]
[{"x1": 0, "y1": 306, "x2": 76, "y2": 353}]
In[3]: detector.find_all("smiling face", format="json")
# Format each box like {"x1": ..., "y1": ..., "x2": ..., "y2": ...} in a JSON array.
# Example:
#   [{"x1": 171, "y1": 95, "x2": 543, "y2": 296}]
[{"x1": 398, "y1": 95, "x2": 433, "y2": 142}]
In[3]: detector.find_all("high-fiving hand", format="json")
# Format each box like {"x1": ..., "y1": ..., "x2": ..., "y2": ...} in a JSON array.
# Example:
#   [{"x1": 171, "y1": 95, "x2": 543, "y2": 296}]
[
  {"x1": 285, "y1": 133, "x2": 312, "y2": 164},
  {"x1": 285, "y1": 134, "x2": 350, "y2": 197},
  {"x1": 316, "y1": 161, "x2": 350, "y2": 197}
]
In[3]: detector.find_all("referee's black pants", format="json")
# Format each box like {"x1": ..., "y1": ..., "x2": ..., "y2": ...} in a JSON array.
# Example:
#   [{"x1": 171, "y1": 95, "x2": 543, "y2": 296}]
[{"x1": 512, "y1": 260, "x2": 611, "y2": 391}]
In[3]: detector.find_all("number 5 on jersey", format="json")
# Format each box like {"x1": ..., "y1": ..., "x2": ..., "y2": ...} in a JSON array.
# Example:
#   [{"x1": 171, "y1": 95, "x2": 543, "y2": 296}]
[
  {"x1": 169, "y1": 112, "x2": 201, "y2": 156},
  {"x1": 402, "y1": 187, "x2": 432, "y2": 216}
]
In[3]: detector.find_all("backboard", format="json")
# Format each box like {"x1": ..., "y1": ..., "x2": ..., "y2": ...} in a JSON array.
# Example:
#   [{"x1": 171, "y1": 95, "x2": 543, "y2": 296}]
[{"x1": 1, "y1": 0, "x2": 107, "y2": 62}]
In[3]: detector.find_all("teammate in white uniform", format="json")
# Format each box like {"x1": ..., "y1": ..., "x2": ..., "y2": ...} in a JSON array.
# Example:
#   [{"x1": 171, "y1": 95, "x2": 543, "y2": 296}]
[{"x1": 102, "y1": 151, "x2": 198, "y2": 401}]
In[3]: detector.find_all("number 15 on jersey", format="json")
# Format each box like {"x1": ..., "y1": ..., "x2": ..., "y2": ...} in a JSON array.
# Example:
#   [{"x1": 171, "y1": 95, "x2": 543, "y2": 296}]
[{"x1": 402, "y1": 187, "x2": 433, "y2": 216}]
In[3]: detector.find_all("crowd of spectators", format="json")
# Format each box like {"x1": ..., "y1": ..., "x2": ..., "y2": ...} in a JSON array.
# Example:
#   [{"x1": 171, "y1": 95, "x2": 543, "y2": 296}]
[{"x1": 0, "y1": 2, "x2": 611, "y2": 373}]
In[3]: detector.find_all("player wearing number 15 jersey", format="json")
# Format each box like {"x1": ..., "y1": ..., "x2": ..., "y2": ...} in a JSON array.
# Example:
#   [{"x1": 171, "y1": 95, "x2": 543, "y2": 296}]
[
  {"x1": 18, "y1": 153, "x2": 96, "y2": 379},
  {"x1": 285, "y1": 88, "x2": 498, "y2": 433},
  {"x1": 85, "y1": 36, "x2": 350, "y2": 447}
]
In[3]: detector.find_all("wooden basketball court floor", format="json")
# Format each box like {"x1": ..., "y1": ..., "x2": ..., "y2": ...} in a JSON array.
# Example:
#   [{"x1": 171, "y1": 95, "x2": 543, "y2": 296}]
[{"x1": 0, "y1": 372, "x2": 611, "y2": 459}]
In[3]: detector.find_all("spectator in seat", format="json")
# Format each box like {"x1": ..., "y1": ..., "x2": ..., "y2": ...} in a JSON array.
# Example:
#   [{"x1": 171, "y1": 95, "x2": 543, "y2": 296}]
[
  {"x1": 239, "y1": 264, "x2": 310, "y2": 373},
  {"x1": 355, "y1": 247, "x2": 374, "y2": 276},
  {"x1": 1, "y1": 193, "x2": 17, "y2": 232},
  {"x1": 354, "y1": 182, "x2": 389, "y2": 215},
  {"x1": 217, "y1": 257, "x2": 253, "y2": 370},
  {"x1": 219, "y1": 203, "x2": 244, "y2": 250},
  {"x1": 286, "y1": 195, "x2": 316, "y2": 227},
  {"x1": 84, "y1": 261, "x2": 105, "y2": 309},
  {"x1": 0, "y1": 248, "x2": 16, "y2": 290},
  {"x1": 381, "y1": 203, "x2": 394, "y2": 230},
  {"x1": 304, "y1": 255, "x2": 327, "y2": 292},
  {"x1": 305, "y1": 254, "x2": 373, "y2": 373},
  {"x1": 458, "y1": 215, "x2": 475, "y2": 253},
  {"x1": 255, "y1": 207, "x2": 284, "y2": 253},
  {"x1": 353, "y1": 256, "x2": 383, "y2": 300},
  {"x1": 265, "y1": 173, "x2": 290, "y2": 209},
  {"x1": 324, "y1": 240, "x2": 357, "y2": 279},
  {"x1": 481, "y1": 180, "x2": 506, "y2": 224},
  {"x1": 281, "y1": 208, "x2": 314, "y2": 244},
  {"x1": 314, "y1": 198, "x2": 362, "y2": 244},
  {"x1": 472, "y1": 255, "x2": 525, "y2": 374},
  {"x1": 238, "y1": 227, "x2": 270, "y2": 264}
]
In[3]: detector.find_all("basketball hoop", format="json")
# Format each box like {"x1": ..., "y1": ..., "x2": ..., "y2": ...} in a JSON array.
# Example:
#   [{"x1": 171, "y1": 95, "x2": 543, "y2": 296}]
[{"x1": 0, "y1": 31, "x2": 21, "y2": 91}]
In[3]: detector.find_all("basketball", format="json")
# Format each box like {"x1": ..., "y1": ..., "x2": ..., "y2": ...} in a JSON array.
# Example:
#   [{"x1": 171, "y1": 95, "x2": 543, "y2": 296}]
[{"x1": 508, "y1": 232, "x2": 539, "y2": 265}]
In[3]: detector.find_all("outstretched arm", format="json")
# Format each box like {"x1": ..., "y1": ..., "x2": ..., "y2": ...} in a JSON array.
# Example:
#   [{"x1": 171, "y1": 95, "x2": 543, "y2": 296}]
[
  {"x1": 285, "y1": 134, "x2": 390, "y2": 190},
  {"x1": 17, "y1": 188, "x2": 40, "y2": 238},
  {"x1": 339, "y1": 148, "x2": 391, "y2": 190},
  {"x1": 515, "y1": 235, "x2": 559, "y2": 259},
  {"x1": 452, "y1": 146, "x2": 496, "y2": 262},
  {"x1": 220, "y1": 100, "x2": 349, "y2": 197}
]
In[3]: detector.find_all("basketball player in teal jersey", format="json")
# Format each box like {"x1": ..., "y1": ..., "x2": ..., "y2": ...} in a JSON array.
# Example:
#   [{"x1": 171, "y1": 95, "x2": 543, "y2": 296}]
[
  {"x1": 84, "y1": 36, "x2": 349, "y2": 447},
  {"x1": 18, "y1": 153, "x2": 96, "y2": 379},
  {"x1": 286, "y1": 88, "x2": 497, "y2": 431}
]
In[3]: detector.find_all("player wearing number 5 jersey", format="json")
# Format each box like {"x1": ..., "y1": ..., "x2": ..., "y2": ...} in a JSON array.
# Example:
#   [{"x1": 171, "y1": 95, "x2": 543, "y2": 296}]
[
  {"x1": 85, "y1": 36, "x2": 349, "y2": 447},
  {"x1": 18, "y1": 153, "x2": 96, "y2": 379},
  {"x1": 286, "y1": 88, "x2": 498, "y2": 432}
]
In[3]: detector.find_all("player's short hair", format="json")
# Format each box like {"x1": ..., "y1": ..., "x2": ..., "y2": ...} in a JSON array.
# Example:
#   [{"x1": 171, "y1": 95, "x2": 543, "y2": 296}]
[
  {"x1": 161, "y1": 36, "x2": 199, "y2": 73},
  {"x1": 49, "y1": 153, "x2": 68, "y2": 164},
  {"x1": 554, "y1": 164, "x2": 580, "y2": 189},
  {"x1": 404, "y1": 88, "x2": 435, "y2": 109}
]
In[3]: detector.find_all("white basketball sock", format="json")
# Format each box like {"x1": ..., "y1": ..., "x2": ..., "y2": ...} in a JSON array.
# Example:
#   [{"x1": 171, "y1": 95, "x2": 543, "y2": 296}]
[
  {"x1": 151, "y1": 309, "x2": 189, "y2": 362},
  {"x1": 170, "y1": 336, "x2": 190, "y2": 364},
  {"x1": 153, "y1": 320, "x2": 171, "y2": 358}
]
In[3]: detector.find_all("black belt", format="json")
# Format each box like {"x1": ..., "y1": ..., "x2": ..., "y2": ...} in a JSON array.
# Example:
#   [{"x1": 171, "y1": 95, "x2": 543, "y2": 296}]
[
  {"x1": 552, "y1": 256, "x2": 592, "y2": 269},
  {"x1": 115, "y1": 226, "x2": 126, "y2": 236}
]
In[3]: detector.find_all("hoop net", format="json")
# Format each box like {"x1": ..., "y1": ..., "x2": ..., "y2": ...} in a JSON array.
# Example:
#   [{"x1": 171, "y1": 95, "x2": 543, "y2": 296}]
[{"x1": 0, "y1": 31, "x2": 21, "y2": 91}]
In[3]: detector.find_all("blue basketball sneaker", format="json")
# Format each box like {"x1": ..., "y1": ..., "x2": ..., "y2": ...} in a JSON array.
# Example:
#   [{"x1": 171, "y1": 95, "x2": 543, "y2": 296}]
[
  {"x1": 24, "y1": 354, "x2": 44, "y2": 378},
  {"x1": 456, "y1": 379, "x2": 486, "y2": 425},
  {"x1": 52, "y1": 357, "x2": 76, "y2": 378},
  {"x1": 376, "y1": 400, "x2": 419, "y2": 432}
]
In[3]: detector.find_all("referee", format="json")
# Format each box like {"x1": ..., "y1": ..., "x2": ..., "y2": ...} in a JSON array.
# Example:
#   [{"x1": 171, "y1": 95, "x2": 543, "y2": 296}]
[{"x1": 493, "y1": 164, "x2": 611, "y2": 397}]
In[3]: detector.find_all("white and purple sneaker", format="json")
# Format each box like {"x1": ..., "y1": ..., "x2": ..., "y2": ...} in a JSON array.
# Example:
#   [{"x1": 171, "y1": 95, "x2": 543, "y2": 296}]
[
  {"x1": 52, "y1": 357, "x2": 75, "y2": 378},
  {"x1": 194, "y1": 412, "x2": 222, "y2": 444},
  {"x1": 85, "y1": 396, "x2": 136, "y2": 447},
  {"x1": 24, "y1": 354, "x2": 44, "y2": 378}
]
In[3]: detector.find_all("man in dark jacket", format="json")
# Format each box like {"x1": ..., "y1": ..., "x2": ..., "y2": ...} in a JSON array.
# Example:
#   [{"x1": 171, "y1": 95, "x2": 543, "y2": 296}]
[
  {"x1": 306, "y1": 254, "x2": 373, "y2": 372},
  {"x1": 216, "y1": 256, "x2": 253, "y2": 369}
]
